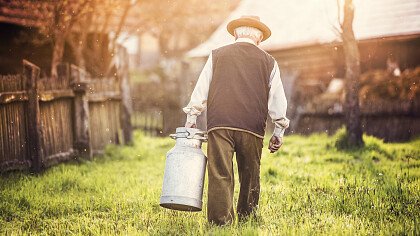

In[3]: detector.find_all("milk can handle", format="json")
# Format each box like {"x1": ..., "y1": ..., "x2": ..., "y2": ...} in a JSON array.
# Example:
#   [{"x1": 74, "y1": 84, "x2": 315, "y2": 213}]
[{"x1": 169, "y1": 130, "x2": 207, "y2": 141}]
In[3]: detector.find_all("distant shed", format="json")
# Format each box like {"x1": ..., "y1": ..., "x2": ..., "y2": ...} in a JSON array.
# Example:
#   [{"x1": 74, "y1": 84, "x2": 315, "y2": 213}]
[{"x1": 184, "y1": 0, "x2": 420, "y2": 141}]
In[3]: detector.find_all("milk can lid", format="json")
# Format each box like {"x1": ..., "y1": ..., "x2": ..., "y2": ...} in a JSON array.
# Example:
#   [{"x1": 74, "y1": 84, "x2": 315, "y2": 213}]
[{"x1": 169, "y1": 127, "x2": 207, "y2": 141}]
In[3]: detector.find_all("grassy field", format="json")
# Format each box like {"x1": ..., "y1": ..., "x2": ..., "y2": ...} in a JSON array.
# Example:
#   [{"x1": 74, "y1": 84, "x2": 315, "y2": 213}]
[{"x1": 1, "y1": 131, "x2": 419, "y2": 235}]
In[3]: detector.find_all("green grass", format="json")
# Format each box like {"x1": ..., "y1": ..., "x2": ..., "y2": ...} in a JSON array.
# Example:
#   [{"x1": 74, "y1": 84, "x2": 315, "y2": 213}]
[{"x1": 1, "y1": 131, "x2": 419, "y2": 235}]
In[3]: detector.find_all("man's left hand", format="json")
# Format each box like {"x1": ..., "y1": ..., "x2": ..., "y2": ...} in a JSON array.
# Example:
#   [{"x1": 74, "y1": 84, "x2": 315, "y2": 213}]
[
  {"x1": 268, "y1": 136, "x2": 283, "y2": 153},
  {"x1": 185, "y1": 122, "x2": 197, "y2": 128}
]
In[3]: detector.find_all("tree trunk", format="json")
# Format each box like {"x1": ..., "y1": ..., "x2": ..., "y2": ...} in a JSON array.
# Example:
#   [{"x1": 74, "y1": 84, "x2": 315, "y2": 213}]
[
  {"x1": 342, "y1": 0, "x2": 364, "y2": 147},
  {"x1": 118, "y1": 46, "x2": 133, "y2": 145},
  {"x1": 74, "y1": 41, "x2": 86, "y2": 70},
  {"x1": 69, "y1": 31, "x2": 88, "y2": 71},
  {"x1": 51, "y1": 33, "x2": 66, "y2": 78}
]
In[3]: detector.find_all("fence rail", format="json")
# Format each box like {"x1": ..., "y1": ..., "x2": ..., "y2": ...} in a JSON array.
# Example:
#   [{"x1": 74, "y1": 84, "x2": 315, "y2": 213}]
[
  {"x1": 0, "y1": 53, "x2": 133, "y2": 173},
  {"x1": 130, "y1": 80, "x2": 185, "y2": 136},
  {"x1": 132, "y1": 109, "x2": 163, "y2": 136}
]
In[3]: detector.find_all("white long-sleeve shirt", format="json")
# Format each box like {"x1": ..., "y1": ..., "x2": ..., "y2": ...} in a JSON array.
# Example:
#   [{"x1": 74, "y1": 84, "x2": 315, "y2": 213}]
[{"x1": 183, "y1": 38, "x2": 290, "y2": 137}]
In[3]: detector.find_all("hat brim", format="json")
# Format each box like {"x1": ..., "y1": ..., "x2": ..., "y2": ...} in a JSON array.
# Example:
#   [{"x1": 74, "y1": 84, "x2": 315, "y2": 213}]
[{"x1": 227, "y1": 18, "x2": 271, "y2": 42}]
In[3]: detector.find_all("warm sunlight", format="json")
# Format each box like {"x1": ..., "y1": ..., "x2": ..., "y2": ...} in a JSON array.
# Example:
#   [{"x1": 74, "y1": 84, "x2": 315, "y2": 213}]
[{"x1": 1, "y1": 0, "x2": 419, "y2": 234}]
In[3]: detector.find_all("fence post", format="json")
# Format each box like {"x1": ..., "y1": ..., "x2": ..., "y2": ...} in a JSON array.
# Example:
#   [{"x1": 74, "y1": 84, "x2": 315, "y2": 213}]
[
  {"x1": 118, "y1": 46, "x2": 133, "y2": 145},
  {"x1": 57, "y1": 63, "x2": 70, "y2": 86},
  {"x1": 24, "y1": 60, "x2": 44, "y2": 172},
  {"x1": 71, "y1": 65, "x2": 92, "y2": 159}
]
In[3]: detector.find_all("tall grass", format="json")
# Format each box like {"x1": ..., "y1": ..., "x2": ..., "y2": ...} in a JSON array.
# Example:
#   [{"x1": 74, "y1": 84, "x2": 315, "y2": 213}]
[{"x1": 1, "y1": 131, "x2": 419, "y2": 235}]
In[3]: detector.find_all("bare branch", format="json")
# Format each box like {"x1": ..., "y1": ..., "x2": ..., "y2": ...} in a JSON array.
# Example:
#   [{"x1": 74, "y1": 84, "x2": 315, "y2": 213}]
[
  {"x1": 337, "y1": 0, "x2": 343, "y2": 30},
  {"x1": 109, "y1": 0, "x2": 132, "y2": 54}
]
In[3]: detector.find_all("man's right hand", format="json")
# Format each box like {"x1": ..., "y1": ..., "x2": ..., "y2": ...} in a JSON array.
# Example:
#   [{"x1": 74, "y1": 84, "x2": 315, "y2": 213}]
[
  {"x1": 185, "y1": 122, "x2": 197, "y2": 128},
  {"x1": 268, "y1": 136, "x2": 283, "y2": 153}
]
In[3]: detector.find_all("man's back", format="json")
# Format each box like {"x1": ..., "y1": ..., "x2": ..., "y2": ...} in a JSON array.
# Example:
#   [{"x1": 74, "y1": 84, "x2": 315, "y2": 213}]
[
  {"x1": 207, "y1": 42, "x2": 275, "y2": 138},
  {"x1": 183, "y1": 16, "x2": 289, "y2": 225}
]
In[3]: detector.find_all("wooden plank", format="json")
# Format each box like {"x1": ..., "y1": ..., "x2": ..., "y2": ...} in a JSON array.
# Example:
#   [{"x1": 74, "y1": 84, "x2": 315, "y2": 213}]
[
  {"x1": 43, "y1": 149, "x2": 76, "y2": 168},
  {"x1": 51, "y1": 101, "x2": 57, "y2": 156},
  {"x1": 10, "y1": 103, "x2": 16, "y2": 162},
  {"x1": 24, "y1": 60, "x2": 44, "y2": 172},
  {"x1": 38, "y1": 89, "x2": 74, "y2": 102},
  {"x1": 40, "y1": 102, "x2": 52, "y2": 157},
  {"x1": 88, "y1": 103, "x2": 98, "y2": 153},
  {"x1": 89, "y1": 101, "x2": 112, "y2": 153},
  {"x1": 87, "y1": 92, "x2": 121, "y2": 102},
  {"x1": 17, "y1": 102, "x2": 27, "y2": 162},
  {"x1": 0, "y1": 91, "x2": 28, "y2": 104},
  {"x1": 63, "y1": 100, "x2": 73, "y2": 153},
  {"x1": 117, "y1": 46, "x2": 133, "y2": 145},
  {"x1": 2, "y1": 105, "x2": 9, "y2": 164},
  {"x1": 0, "y1": 76, "x2": 3, "y2": 92},
  {"x1": 0, "y1": 106, "x2": 4, "y2": 163},
  {"x1": 0, "y1": 159, "x2": 31, "y2": 173},
  {"x1": 39, "y1": 103, "x2": 47, "y2": 157},
  {"x1": 71, "y1": 64, "x2": 92, "y2": 159},
  {"x1": 57, "y1": 63, "x2": 70, "y2": 90},
  {"x1": 6, "y1": 103, "x2": 11, "y2": 162}
]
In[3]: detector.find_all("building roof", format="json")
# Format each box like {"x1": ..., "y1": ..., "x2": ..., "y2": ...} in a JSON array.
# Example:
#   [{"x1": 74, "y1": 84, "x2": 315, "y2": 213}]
[
  {"x1": 188, "y1": 0, "x2": 420, "y2": 57},
  {"x1": 0, "y1": 1, "x2": 141, "y2": 33}
]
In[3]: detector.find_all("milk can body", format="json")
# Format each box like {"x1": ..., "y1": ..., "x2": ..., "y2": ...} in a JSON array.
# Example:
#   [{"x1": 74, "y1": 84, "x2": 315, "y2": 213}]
[{"x1": 160, "y1": 127, "x2": 207, "y2": 211}]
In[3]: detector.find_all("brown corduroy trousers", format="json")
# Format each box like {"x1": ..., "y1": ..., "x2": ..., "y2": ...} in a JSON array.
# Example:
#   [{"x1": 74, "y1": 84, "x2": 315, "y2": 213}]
[{"x1": 207, "y1": 129, "x2": 263, "y2": 225}]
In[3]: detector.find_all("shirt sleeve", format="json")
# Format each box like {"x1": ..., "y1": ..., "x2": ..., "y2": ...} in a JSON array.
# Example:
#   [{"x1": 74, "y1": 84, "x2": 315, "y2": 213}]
[
  {"x1": 268, "y1": 61, "x2": 290, "y2": 137},
  {"x1": 182, "y1": 53, "x2": 213, "y2": 124}
]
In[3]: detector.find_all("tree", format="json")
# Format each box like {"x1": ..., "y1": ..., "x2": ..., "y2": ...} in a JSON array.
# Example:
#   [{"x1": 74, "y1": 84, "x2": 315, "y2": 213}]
[
  {"x1": 14, "y1": 0, "x2": 138, "y2": 77},
  {"x1": 147, "y1": 0, "x2": 239, "y2": 59},
  {"x1": 66, "y1": 0, "x2": 137, "y2": 75},
  {"x1": 339, "y1": 0, "x2": 364, "y2": 147},
  {"x1": 35, "y1": 0, "x2": 93, "y2": 78},
  {"x1": 11, "y1": 0, "x2": 233, "y2": 77}
]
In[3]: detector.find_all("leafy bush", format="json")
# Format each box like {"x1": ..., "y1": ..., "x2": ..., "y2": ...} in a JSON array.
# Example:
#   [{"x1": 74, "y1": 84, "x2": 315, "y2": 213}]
[{"x1": 333, "y1": 127, "x2": 365, "y2": 150}]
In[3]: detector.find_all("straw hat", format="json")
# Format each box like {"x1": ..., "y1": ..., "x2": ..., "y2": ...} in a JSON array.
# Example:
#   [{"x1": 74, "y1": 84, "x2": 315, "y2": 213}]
[{"x1": 227, "y1": 15, "x2": 271, "y2": 42}]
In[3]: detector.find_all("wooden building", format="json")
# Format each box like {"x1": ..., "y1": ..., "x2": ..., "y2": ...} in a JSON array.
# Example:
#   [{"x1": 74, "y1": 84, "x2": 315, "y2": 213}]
[
  {"x1": 185, "y1": 0, "x2": 420, "y2": 141},
  {"x1": 0, "y1": 1, "x2": 134, "y2": 172},
  {"x1": 0, "y1": 0, "x2": 145, "y2": 75}
]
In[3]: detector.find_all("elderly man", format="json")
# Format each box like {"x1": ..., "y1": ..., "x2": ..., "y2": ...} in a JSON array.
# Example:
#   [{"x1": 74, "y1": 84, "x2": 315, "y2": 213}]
[{"x1": 183, "y1": 15, "x2": 289, "y2": 225}]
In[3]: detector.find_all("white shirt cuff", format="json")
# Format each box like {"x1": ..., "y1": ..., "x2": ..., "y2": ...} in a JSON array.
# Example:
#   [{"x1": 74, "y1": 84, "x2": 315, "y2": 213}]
[
  {"x1": 186, "y1": 114, "x2": 197, "y2": 124},
  {"x1": 273, "y1": 127, "x2": 286, "y2": 138}
]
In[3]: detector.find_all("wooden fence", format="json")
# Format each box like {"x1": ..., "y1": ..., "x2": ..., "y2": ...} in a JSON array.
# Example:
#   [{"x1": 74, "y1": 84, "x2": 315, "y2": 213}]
[
  {"x1": 131, "y1": 108, "x2": 163, "y2": 136},
  {"x1": 130, "y1": 80, "x2": 185, "y2": 136},
  {"x1": 0, "y1": 56, "x2": 132, "y2": 173}
]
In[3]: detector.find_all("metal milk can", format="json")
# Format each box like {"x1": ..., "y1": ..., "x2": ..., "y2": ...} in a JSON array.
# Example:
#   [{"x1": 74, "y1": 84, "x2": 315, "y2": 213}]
[{"x1": 160, "y1": 127, "x2": 207, "y2": 211}]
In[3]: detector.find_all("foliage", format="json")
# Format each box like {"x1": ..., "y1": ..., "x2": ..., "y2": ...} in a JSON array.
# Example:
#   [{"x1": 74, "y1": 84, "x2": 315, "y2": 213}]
[
  {"x1": 360, "y1": 67, "x2": 420, "y2": 102},
  {"x1": 334, "y1": 126, "x2": 353, "y2": 150},
  {"x1": 142, "y1": 0, "x2": 239, "y2": 58},
  {"x1": 6, "y1": 0, "x2": 137, "y2": 76},
  {"x1": 66, "y1": 0, "x2": 136, "y2": 76},
  {"x1": 333, "y1": 127, "x2": 416, "y2": 158},
  {"x1": 303, "y1": 66, "x2": 420, "y2": 115},
  {"x1": 21, "y1": 0, "x2": 95, "y2": 77},
  {"x1": 0, "y1": 132, "x2": 419, "y2": 235},
  {"x1": 8, "y1": 0, "x2": 238, "y2": 76}
]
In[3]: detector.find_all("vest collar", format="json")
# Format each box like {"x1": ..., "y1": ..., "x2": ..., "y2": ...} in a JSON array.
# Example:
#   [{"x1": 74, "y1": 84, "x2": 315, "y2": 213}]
[{"x1": 235, "y1": 37, "x2": 257, "y2": 46}]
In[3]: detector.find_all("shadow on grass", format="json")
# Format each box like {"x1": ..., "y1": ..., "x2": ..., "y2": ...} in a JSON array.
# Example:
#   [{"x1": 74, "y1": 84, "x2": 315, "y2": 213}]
[{"x1": 331, "y1": 127, "x2": 419, "y2": 161}]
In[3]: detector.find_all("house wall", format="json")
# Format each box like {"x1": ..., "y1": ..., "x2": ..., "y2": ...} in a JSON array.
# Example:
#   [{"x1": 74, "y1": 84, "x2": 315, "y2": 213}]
[
  {"x1": 182, "y1": 35, "x2": 420, "y2": 141},
  {"x1": 0, "y1": 23, "x2": 80, "y2": 76},
  {"x1": 0, "y1": 23, "x2": 53, "y2": 75},
  {"x1": 271, "y1": 36, "x2": 420, "y2": 108},
  {"x1": 269, "y1": 35, "x2": 420, "y2": 141},
  {"x1": 0, "y1": 22, "x2": 113, "y2": 77}
]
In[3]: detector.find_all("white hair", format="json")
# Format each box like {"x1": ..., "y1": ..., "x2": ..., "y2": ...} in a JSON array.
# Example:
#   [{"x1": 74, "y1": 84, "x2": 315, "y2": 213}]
[{"x1": 234, "y1": 26, "x2": 263, "y2": 42}]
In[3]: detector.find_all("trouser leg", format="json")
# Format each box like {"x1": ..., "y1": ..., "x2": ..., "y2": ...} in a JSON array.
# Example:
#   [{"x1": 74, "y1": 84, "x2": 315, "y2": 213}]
[
  {"x1": 234, "y1": 131, "x2": 263, "y2": 219},
  {"x1": 207, "y1": 129, "x2": 235, "y2": 225}
]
